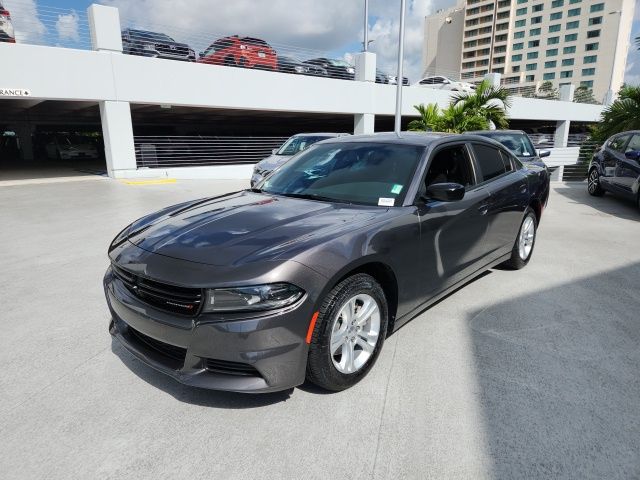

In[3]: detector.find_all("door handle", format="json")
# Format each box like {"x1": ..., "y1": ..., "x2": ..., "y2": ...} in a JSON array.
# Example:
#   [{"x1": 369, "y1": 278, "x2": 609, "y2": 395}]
[
  {"x1": 519, "y1": 184, "x2": 527, "y2": 193},
  {"x1": 478, "y1": 204, "x2": 489, "y2": 215}
]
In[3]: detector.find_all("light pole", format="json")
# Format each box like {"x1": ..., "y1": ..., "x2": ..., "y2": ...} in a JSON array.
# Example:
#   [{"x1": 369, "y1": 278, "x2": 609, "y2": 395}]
[
  {"x1": 394, "y1": 0, "x2": 407, "y2": 136},
  {"x1": 363, "y1": 0, "x2": 369, "y2": 52}
]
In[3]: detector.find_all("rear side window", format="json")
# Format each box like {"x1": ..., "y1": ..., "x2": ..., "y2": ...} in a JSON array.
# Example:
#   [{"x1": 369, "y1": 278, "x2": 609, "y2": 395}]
[
  {"x1": 472, "y1": 144, "x2": 510, "y2": 182},
  {"x1": 608, "y1": 135, "x2": 630, "y2": 152},
  {"x1": 625, "y1": 134, "x2": 640, "y2": 153}
]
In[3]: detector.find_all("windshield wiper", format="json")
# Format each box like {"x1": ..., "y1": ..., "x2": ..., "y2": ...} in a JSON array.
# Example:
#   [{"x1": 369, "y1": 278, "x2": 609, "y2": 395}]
[
  {"x1": 249, "y1": 187, "x2": 262, "y2": 193},
  {"x1": 276, "y1": 192, "x2": 350, "y2": 204}
]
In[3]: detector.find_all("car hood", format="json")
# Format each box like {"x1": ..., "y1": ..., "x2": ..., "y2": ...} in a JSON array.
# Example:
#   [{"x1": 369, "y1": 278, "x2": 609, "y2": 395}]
[
  {"x1": 255, "y1": 154, "x2": 291, "y2": 172},
  {"x1": 126, "y1": 191, "x2": 383, "y2": 267}
]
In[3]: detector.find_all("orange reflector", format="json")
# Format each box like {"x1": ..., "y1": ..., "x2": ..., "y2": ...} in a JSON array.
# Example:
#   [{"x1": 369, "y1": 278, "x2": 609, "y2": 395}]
[{"x1": 305, "y1": 311, "x2": 320, "y2": 344}]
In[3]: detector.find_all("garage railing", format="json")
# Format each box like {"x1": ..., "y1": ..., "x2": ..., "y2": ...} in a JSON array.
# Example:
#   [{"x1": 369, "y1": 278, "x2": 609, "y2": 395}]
[{"x1": 134, "y1": 136, "x2": 289, "y2": 168}]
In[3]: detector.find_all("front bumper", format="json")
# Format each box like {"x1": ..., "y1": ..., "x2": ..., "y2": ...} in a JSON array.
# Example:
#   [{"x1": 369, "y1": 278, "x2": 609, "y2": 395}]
[{"x1": 104, "y1": 267, "x2": 313, "y2": 393}]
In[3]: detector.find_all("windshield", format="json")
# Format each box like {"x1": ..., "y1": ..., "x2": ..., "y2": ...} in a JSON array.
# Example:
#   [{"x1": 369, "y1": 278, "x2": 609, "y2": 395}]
[
  {"x1": 130, "y1": 30, "x2": 174, "y2": 43},
  {"x1": 260, "y1": 142, "x2": 424, "y2": 206},
  {"x1": 481, "y1": 133, "x2": 537, "y2": 157},
  {"x1": 276, "y1": 136, "x2": 331, "y2": 156}
]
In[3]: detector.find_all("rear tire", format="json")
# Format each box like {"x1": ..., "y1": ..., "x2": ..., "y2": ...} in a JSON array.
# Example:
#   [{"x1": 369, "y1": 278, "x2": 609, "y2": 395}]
[
  {"x1": 306, "y1": 274, "x2": 388, "y2": 391},
  {"x1": 500, "y1": 208, "x2": 537, "y2": 270},
  {"x1": 587, "y1": 168, "x2": 605, "y2": 196}
]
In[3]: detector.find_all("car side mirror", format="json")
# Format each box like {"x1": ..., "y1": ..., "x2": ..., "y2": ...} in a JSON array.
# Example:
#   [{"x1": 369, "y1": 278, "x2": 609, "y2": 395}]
[
  {"x1": 538, "y1": 150, "x2": 551, "y2": 158},
  {"x1": 425, "y1": 183, "x2": 465, "y2": 202},
  {"x1": 272, "y1": 149, "x2": 278, "y2": 155},
  {"x1": 625, "y1": 150, "x2": 640, "y2": 161}
]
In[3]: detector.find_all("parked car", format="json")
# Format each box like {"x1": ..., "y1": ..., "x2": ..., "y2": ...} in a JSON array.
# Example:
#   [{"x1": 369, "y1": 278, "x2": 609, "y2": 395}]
[
  {"x1": 376, "y1": 69, "x2": 409, "y2": 85},
  {"x1": 199, "y1": 36, "x2": 277, "y2": 71},
  {"x1": 251, "y1": 133, "x2": 350, "y2": 186},
  {"x1": 105, "y1": 132, "x2": 550, "y2": 393},
  {"x1": 277, "y1": 56, "x2": 327, "y2": 77},
  {"x1": 0, "y1": 2, "x2": 15, "y2": 43},
  {"x1": 304, "y1": 58, "x2": 355, "y2": 80},
  {"x1": 468, "y1": 130, "x2": 550, "y2": 168},
  {"x1": 44, "y1": 135, "x2": 99, "y2": 161},
  {"x1": 414, "y1": 76, "x2": 476, "y2": 92},
  {"x1": 587, "y1": 130, "x2": 640, "y2": 209},
  {"x1": 121, "y1": 29, "x2": 195, "y2": 62}
]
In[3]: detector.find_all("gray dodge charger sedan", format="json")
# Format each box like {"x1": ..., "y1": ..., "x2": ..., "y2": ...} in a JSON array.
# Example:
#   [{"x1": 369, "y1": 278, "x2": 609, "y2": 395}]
[{"x1": 105, "y1": 133, "x2": 550, "y2": 393}]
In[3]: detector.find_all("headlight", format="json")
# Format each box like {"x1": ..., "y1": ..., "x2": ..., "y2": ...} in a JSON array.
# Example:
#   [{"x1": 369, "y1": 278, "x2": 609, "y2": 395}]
[{"x1": 203, "y1": 283, "x2": 304, "y2": 312}]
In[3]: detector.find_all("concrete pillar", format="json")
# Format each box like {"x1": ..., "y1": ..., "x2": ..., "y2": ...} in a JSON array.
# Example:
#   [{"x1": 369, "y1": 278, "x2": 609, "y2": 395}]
[
  {"x1": 354, "y1": 114, "x2": 375, "y2": 135},
  {"x1": 603, "y1": 89, "x2": 616, "y2": 107},
  {"x1": 559, "y1": 84, "x2": 575, "y2": 102},
  {"x1": 87, "y1": 4, "x2": 123, "y2": 52},
  {"x1": 554, "y1": 85, "x2": 574, "y2": 148},
  {"x1": 100, "y1": 101, "x2": 136, "y2": 177},
  {"x1": 484, "y1": 72, "x2": 501, "y2": 88},
  {"x1": 354, "y1": 52, "x2": 376, "y2": 82},
  {"x1": 13, "y1": 122, "x2": 35, "y2": 161}
]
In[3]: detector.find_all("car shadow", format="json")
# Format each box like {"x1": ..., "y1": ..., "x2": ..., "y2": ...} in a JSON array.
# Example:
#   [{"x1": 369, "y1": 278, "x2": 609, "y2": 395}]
[
  {"x1": 467, "y1": 262, "x2": 640, "y2": 478},
  {"x1": 111, "y1": 339, "x2": 293, "y2": 408},
  {"x1": 554, "y1": 182, "x2": 639, "y2": 221}
]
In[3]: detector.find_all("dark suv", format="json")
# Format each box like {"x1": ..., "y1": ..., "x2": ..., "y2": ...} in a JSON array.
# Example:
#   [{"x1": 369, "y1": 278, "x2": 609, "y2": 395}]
[
  {"x1": 588, "y1": 130, "x2": 640, "y2": 209},
  {"x1": 304, "y1": 58, "x2": 355, "y2": 80},
  {"x1": 122, "y1": 29, "x2": 195, "y2": 62}
]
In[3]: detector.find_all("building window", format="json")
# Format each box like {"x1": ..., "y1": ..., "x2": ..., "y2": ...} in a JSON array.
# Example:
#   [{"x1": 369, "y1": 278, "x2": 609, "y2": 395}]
[
  {"x1": 530, "y1": 28, "x2": 541, "y2": 36},
  {"x1": 544, "y1": 60, "x2": 557, "y2": 68},
  {"x1": 563, "y1": 46, "x2": 576, "y2": 54},
  {"x1": 512, "y1": 65, "x2": 521, "y2": 73},
  {"x1": 526, "y1": 63, "x2": 537, "y2": 71},
  {"x1": 527, "y1": 51, "x2": 539, "y2": 59},
  {"x1": 560, "y1": 70, "x2": 573, "y2": 78},
  {"x1": 583, "y1": 55, "x2": 597, "y2": 64},
  {"x1": 494, "y1": 45, "x2": 507, "y2": 53},
  {"x1": 513, "y1": 42, "x2": 524, "y2": 50},
  {"x1": 580, "y1": 80, "x2": 593, "y2": 88},
  {"x1": 589, "y1": 17, "x2": 602, "y2": 26},
  {"x1": 590, "y1": 3, "x2": 604, "y2": 12},
  {"x1": 493, "y1": 57, "x2": 505, "y2": 64},
  {"x1": 517, "y1": 0, "x2": 527, "y2": 3},
  {"x1": 531, "y1": 16, "x2": 542, "y2": 24},
  {"x1": 550, "y1": 12, "x2": 562, "y2": 20},
  {"x1": 512, "y1": 54, "x2": 523, "y2": 62},
  {"x1": 546, "y1": 48, "x2": 558, "y2": 56},
  {"x1": 495, "y1": 34, "x2": 508, "y2": 42},
  {"x1": 582, "y1": 68, "x2": 595, "y2": 76},
  {"x1": 515, "y1": 19, "x2": 526, "y2": 27},
  {"x1": 551, "y1": 0, "x2": 563, "y2": 6},
  {"x1": 516, "y1": 7, "x2": 527, "y2": 15},
  {"x1": 529, "y1": 39, "x2": 540, "y2": 47},
  {"x1": 525, "y1": 74, "x2": 535, "y2": 82},
  {"x1": 585, "y1": 42, "x2": 599, "y2": 51},
  {"x1": 587, "y1": 30, "x2": 600, "y2": 38},
  {"x1": 543, "y1": 72, "x2": 555, "y2": 80},
  {"x1": 569, "y1": 0, "x2": 581, "y2": 3},
  {"x1": 564, "y1": 33, "x2": 578, "y2": 42},
  {"x1": 566, "y1": 21, "x2": 579, "y2": 29},
  {"x1": 532, "y1": 4, "x2": 543, "y2": 12},
  {"x1": 561, "y1": 58, "x2": 574, "y2": 66},
  {"x1": 514, "y1": 31, "x2": 525, "y2": 39},
  {"x1": 547, "y1": 36, "x2": 559, "y2": 45},
  {"x1": 568, "y1": 8, "x2": 581, "y2": 16},
  {"x1": 549, "y1": 24, "x2": 561, "y2": 32}
]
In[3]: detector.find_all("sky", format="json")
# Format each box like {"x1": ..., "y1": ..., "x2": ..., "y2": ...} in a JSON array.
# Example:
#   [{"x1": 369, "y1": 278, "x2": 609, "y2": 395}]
[{"x1": 4, "y1": 0, "x2": 640, "y2": 85}]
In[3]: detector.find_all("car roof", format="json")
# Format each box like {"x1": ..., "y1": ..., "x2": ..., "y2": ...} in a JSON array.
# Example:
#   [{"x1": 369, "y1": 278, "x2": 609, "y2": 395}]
[
  {"x1": 292, "y1": 132, "x2": 350, "y2": 137},
  {"x1": 468, "y1": 130, "x2": 527, "y2": 135},
  {"x1": 320, "y1": 132, "x2": 514, "y2": 148}
]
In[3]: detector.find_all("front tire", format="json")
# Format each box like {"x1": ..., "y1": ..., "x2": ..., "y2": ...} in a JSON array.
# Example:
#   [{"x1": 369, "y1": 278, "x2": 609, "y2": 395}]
[
  {"x1": 587, "y1": 168, "x2": 605, "y2": 196},
  {"x1": 306, "y1": 274, "x2": 388, "y2": 391},
  {"x1": 500, "y1": 208, "x2": 537, "y2": 270}
]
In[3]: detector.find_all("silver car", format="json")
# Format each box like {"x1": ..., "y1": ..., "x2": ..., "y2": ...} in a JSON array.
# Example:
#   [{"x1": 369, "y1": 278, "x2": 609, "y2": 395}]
[{"x1": 251, "y1": 133, "x2": 350, "y2": 186}]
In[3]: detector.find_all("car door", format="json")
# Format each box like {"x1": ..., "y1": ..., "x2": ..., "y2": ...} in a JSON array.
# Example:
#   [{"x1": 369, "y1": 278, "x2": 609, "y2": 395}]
[
  {"x1": 469, "y1": 142, "x2": 528, "y2": 260},
  {"x1": 601, "y1": 134, "x2": 630, "y2": 192},
  {"x1": 415, "y1": 142, "x2": 492, "y2": 296},
  {"x1": 614, "y1": 133, "x2": 640, "y2": 198}
]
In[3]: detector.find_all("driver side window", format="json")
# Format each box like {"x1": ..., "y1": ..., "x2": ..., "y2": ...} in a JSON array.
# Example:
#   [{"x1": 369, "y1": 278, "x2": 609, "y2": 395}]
[
  {"x1": 625, "y1": 134, "x2": 640, "y2": 153},
  {"x1": 424, "y1": 144, "x2": 476, "y2": 190}
]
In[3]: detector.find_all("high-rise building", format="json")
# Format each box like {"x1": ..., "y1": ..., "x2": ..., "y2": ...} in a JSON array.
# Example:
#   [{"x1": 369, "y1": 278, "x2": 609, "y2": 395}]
[{"x1": 422, "y1": 0, "x2": 635, "y2": 102}]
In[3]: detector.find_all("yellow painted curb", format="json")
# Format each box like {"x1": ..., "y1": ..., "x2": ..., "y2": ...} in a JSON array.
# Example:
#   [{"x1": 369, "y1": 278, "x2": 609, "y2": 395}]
[{"x1": 120, "y1": 178, "x2": 177, "y2": 185}]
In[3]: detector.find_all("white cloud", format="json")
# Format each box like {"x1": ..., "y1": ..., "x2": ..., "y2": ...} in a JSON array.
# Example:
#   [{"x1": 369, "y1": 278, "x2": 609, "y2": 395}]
[
  {"x1": 2, "y1": 0, "x2": 46, "y2": 43},
  {"x1": 56, "y1": 10, "x2": 80, "y2": 43}
]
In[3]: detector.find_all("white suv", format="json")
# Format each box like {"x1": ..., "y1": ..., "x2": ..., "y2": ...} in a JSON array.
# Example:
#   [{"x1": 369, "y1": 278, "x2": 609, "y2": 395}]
[
  {"x1": 0, "y1": 3, "x2": 15, "y2": 43},
  {"x1": 414, "y1": 76, "x2": 476, "y2": 93}
]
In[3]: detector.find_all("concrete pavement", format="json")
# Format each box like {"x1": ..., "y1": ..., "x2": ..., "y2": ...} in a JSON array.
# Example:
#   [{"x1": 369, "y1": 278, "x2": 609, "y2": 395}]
[{"x1": 0, "y1": 179, "x2": 639, "y2": 479}]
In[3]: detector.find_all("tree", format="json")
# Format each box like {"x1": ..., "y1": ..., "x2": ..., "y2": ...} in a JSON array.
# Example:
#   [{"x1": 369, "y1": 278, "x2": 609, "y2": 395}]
[
  {"x1": 573, "y1": 86, "x2": 597, "y2": 104},
  {"x1": 590, "y1": 85, "x2": 640, "y2": 142},
  {"x1": 536, "y1": 81, "x2": 559, "y2": 100},
  {"x1": 408, "y1": 80, "x2": 512, "y2": 134}
]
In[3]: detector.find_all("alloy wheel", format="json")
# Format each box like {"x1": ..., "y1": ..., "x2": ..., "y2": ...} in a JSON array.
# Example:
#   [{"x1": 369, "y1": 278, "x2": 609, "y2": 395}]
[
  {"x1": 588, "y1": 170, "x2": 599, "y2": 194},
  {"x1": 329, "y1": 294, "x2": 380, "y2": 374},
  {"x1": 518, "y1": 215, "x2": 535, "y2": 261}
]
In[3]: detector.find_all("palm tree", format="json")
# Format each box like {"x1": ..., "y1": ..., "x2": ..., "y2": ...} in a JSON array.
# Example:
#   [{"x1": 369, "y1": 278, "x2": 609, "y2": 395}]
[
  {"x1": 450, "y1": 80, "x2": 512, "y2": 129},
  {"x1": 437, "y1": 103, "x2": 488, "y2": 133},
  {"x1": 593, "y1": 85, "x2": 640, "y2": 140},
  {"x1": 407, "y1": 104, "x2": 441, "y2": 132}
]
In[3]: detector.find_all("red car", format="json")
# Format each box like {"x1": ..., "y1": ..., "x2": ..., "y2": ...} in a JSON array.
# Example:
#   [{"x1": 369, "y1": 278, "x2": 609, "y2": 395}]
[
  {"x1": 0, "y1": 2, "x2": 16, "y2": 43},
  {"x1": 198, "y1": 36, "x2": 277, "y2": 71}
]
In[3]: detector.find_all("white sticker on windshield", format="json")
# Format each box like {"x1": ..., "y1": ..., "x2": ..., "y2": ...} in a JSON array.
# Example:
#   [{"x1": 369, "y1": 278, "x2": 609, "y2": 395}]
[{"x1": 378, "y1": 197, "x2": 395, "y2": 207}]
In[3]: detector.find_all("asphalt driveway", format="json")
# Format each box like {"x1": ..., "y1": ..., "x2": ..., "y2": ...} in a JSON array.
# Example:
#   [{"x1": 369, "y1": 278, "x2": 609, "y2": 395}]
[{"x1": 0, "y1": 178, "x2": 638, "y2": 480}]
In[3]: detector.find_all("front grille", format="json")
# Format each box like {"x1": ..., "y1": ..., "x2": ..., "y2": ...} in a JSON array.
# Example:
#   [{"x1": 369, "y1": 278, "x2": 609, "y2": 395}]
[
  {"x1": 204, "y1": 358, "x2": 261, "y2": 377},
  {"x1": 155, "y1": 43, "x2": 188, "y2": 56},
  {"x1": 128, "y1": 325, "x2": 187, "y2": 362},
  {"x1": 112, "y1": 264, "x2": 203, "y2": 316}
]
